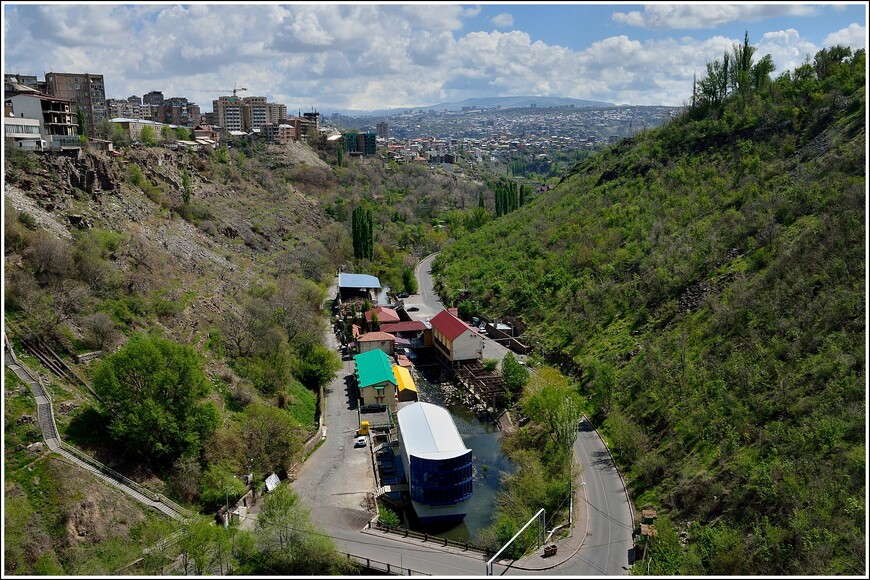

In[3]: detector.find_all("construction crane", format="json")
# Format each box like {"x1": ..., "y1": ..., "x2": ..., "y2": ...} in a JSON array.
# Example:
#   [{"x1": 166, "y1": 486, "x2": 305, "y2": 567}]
[{"x1": 207, "y1": 83, "x2": 248, "y2": 97}]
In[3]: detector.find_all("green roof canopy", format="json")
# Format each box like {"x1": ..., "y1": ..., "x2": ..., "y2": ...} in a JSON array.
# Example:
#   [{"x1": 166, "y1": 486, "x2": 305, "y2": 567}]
[{"x1": 354, "y1": 349, "x2": 396, "y2": 389}]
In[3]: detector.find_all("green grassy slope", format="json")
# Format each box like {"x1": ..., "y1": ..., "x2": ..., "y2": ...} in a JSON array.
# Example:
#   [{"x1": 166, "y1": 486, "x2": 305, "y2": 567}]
[{"x1": 434, "y1": 49, "x2": 865, "y2": 574}]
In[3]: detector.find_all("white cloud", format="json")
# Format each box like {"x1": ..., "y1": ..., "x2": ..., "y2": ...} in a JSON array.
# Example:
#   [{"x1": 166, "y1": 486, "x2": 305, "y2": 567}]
[
  {"x1": 491, "y1": 13, "x2": 514, "y2": 28},
  {"x1": 0, "y1": 4, "x2": 848, "y2": 111},
  {"x1": 756, "y1": 29, "x2": 819, "y2": 73},
  {"x1": 613, "y1": 4, "x2": 817, "y2": 29},
  {"x1": 823, "y1": 23, "x2": 866, "y2": 50}
]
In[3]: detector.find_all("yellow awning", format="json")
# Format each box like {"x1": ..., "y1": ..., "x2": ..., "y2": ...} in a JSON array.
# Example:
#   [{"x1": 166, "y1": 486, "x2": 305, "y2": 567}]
[{"x1": 392, "y1": 365, "x2": 417, "y2": 393}]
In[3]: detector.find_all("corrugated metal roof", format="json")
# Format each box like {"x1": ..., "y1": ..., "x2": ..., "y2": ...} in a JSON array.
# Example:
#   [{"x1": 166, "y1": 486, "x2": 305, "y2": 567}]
[
  {"x1": 339, "y1": 272, "x2": 381, "y2": 289},
  {"x1": 357, "y1": 331, "x2": 396, "y2": 342},
  {"x1": 430, "y1": 309, "x2": 472, "y2": 341},
  {"x1": 393, "y1": 365, "x2": 417, "y2": 393},
  {"x1": 379, "y1": 321, "x2": 427, "y2": 333},
  {"x1": 397, "y1": 402, "x2": 467, "y2": 460},
  {"x1": 354, "y1": 349, "x2": 396, "y2": 388}
]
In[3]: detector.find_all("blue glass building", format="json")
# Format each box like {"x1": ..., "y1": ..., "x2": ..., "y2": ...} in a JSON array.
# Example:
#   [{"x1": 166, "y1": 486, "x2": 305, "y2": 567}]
[{"x1": 397, "y1": 402, "x2": 473, "y2": 524}]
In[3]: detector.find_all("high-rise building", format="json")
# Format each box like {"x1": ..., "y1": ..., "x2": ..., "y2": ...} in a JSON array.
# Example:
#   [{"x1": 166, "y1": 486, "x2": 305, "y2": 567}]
[
  {"x1": 44, "y1": 72, "x2": 106, "y2": 136},
  {"x1": 212, "y1": 95, "x2": 244, "y2": 131},
  {"x1": 213, "y1": 95, "x2": 287, "y2": 132},
  {"x1": 157, "y1": 97, "x2": 200, "y2": 126},
  {"x1": 267, "y1": 102, "x2": 287, "y2": 123},
  {"x1": 376, "y1": 122, "x2": 390, "y2": 139},
  {"x1": 243, "y1": 96, "x2": 268, "y2": 132},
  {"x1": 143, "y1": 90, "x2": 164, "y2": 106}
]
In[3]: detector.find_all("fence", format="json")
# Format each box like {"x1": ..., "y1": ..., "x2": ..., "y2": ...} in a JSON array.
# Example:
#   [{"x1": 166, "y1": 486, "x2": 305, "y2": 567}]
[
  {"x1": 371, "y1": 521, "x2": 492, "y2": 557},
  {"x1": 344, "y1": 552, "x2": 429, "y2": 576},
  {"x1": 6, "y1": 334, "x2": 191, "y2": 520}
]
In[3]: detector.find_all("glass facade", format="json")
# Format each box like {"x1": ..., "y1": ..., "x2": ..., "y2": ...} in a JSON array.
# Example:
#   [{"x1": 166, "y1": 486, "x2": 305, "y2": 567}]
[{"x1": 409, "y1": 450, "x2": 473, "y2": 506}]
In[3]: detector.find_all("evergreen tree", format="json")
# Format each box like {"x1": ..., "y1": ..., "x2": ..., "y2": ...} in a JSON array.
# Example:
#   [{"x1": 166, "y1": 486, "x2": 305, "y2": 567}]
[{"x1": 352, "y1": 205, "x2": 373, "y2": 260}]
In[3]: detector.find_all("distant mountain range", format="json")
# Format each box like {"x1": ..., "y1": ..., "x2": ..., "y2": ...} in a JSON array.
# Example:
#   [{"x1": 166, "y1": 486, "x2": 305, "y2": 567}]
[{"x1": 322, "y1": 96, "x2": 617, "y2": 117}]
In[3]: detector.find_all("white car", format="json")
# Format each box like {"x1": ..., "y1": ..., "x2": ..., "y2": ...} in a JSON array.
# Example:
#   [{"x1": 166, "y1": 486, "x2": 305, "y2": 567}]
[{"x1": 355, "y1": 436, "x2": 367, "y2": 448}]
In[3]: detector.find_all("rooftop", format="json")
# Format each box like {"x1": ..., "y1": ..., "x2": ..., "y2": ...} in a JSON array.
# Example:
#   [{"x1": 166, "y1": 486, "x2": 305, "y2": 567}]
[
  {"x1": 354, "y1": 349, "x2": 396, "y2": 388},
  {"x1": 365, "y1": 306, "x2": 400, "y2": 323},
  {"x1": 430, "y1": 309, "x2": 474, "y2": 341},
  {"x1": 339, "y1": 272, "x2": 381, "y2": 289},
  {"x1": 392, "y1": 365, "x2": 417, "y2": 393},
  {"x1": 358, "y1": 331, "x2": 397, "y2": 343},
  {"x1": 396, "y1": 402, "x2": 468, "y2": 460},
  {"x1": 379, "y1": 320, "x2": 427, "y2": 333}
]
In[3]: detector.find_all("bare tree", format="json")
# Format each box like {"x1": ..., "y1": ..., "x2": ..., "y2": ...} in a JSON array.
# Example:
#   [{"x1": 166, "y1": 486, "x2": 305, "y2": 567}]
[
  {"x1": 81, "y1": 311, "x2": 119, "y2": 351},
  {"x1": 23, "y1": 231, "x2": 72, "y2": 283}
]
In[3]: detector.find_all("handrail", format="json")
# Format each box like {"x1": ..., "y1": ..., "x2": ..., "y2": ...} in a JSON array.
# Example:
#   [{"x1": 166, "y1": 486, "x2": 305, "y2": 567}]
[
  {"x1": 344, "y1": 552, "x2": 430, "y2": 576},
  {"x1": 371, "y1": 521, "x2": 492, "y2": 556},
  {"x1": 6, "y1": 341, "x2": 192, "y2": 520}
]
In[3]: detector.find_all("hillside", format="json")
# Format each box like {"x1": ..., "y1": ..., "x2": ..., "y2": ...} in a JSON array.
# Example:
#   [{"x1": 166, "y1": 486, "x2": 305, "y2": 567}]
[
  {"x1": 433, "y1": 47, "x2": 866, "y2": 574},
  {"x1": 3, "y1": 129, "x2": 490, "y2": 573}
]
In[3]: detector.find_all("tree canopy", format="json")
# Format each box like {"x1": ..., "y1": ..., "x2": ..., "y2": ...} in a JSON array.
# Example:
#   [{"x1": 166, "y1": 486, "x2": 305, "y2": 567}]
[{"x1": 93, "y1": 333, "x2": 220, "y2": 462}]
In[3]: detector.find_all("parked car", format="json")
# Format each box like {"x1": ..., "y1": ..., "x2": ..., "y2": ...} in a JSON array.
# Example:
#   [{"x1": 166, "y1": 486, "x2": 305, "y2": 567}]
[
  {"x1": 355, "y1": 436, "x2": 367, "y2": 448},
  {"x1": 397, "y1": 291, "x2": 410, "y2": 298},
  {"x1": 407, "y1": 306, "x2": 420, "y2": 312}
]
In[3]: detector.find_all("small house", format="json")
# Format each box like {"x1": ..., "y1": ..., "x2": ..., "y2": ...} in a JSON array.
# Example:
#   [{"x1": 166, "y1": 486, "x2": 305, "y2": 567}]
[{"x1": 354, "y1": 349, "x2": 398, "y2": 410}]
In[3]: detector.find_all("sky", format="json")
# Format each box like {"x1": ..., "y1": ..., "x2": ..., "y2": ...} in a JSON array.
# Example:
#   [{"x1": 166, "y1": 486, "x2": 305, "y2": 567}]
[{"x1": 2, "y1": 2, "x2": 867, "y2": 113}]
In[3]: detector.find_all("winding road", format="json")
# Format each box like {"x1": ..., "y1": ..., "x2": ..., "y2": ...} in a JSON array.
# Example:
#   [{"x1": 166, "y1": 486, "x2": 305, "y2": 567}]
[
  {"x1": 411, "y1": 252, "x2": 636, "y2": 575},
  {"x1": 292, "y1": 256, "x2": 635, "y2": 575}
]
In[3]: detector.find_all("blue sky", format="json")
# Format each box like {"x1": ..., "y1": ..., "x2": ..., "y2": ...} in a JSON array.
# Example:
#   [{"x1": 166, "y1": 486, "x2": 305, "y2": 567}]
[{"x1": 2, "y1": 2, "x2": 867, "y2": 112}]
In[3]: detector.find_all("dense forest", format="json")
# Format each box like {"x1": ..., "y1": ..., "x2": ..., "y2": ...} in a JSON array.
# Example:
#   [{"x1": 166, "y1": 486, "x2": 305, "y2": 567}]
[{"x1": 434, "y1": 44, "x2": 866, "y2": 574}]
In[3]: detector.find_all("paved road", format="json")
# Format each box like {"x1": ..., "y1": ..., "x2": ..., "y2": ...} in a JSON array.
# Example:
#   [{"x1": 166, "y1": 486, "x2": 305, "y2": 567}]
[
  {"x1": 290, "y1": 276, "x2": 522, "y2": 575},
  {"x1": 552, "y1": 416, "x2": 635, "y2": 575},
  {"x1": 411, "y1": 255, "x2": 635, "y2": 575},
  {"x1": 410, "y1": 253, "x2": 521, "y2": 365}
]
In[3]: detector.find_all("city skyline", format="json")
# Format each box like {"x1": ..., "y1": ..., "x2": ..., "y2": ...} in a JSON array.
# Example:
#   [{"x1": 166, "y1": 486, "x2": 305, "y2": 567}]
[{"x1": 2, "y1": 2, "x2": 867, "y2": 113}]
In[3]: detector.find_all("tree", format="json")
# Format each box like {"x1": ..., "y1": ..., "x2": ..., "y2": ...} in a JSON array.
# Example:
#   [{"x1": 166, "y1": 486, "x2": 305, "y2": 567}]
[
  {"x1": 352, "y1": 205, "x2": 374, "y2": 260},
  {"x1": 200, "y1": 461, "x2": 248, "y2": 509},
  {"x1": 401, "y1": 265, "x2": 418, "y2": 294},
  {"x1": 92, "y1": 333, "x2": 220, "y2": 462},
  {"x1": 76, "y1": 107, "x2": 87, "y2": 138},
  {"x1": 80, "y1": 311, "x2": 119, "y2": 351},
  {"x1": 161, "y1": 125, "x2": 175, "y2": 143},
  {"x1": 520, "y1": 366, "x2": 583, "y2": 458},
  {"x1": 500, "y1": 352, "x2": 529, "y2": 397},
  {"x1": 182, "y1": 169, "x2": 192, "y2": 205},
  {"x1": 293, "y1": 343, "x2": 341, "y2": 391},
  {"x1": 254, "y1": 484, "x2": 353, "y2": 574},
  {"x1": 139, "y1": 125, "x2": 156, "y2": 146}
]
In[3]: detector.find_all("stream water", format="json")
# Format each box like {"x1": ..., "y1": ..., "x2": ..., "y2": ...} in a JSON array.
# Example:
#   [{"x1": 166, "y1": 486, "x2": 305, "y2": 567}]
[{"x1": 404, "y1": 359, "x2": 514, "y2": 544}]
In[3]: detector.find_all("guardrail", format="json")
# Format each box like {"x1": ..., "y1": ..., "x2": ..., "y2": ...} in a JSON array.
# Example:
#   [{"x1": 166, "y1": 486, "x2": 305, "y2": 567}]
[
  {"x1": 5, "y1": 334, "x2": 192, "y2": 520},
  {"x1": 344, "y1": 552, "x2": 429, "y2": 576},
  {"x1": 370, "y1": 521, "x2": 493, "y2": 557}
]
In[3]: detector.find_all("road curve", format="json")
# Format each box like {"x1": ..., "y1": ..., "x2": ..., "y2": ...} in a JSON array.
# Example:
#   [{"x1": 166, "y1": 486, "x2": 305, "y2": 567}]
[{"x1": 414, "y1": 254, "x2": 635, "y2": 575}]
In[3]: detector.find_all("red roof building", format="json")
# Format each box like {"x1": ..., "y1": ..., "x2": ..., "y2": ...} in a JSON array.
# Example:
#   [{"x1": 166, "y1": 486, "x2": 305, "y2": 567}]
[
  {"x1": 365, "y1": 306, "x2": 401, "y2": 324},
  {"x1": 429, "y1": 310, "x2": 482, "y2": 365}
]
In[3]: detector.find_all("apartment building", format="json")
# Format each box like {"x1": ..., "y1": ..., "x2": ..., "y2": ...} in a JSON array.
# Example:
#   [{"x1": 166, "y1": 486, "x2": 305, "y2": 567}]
[
  {"x1": 44, "y1": 72, "x2": 106, "y2": 136},
  {"x1": 212, "y1": 95, "x2": 244, "y2": 131},
  {"x1": 213, "y1": 95, "x2": 288, "y2": 133},
  {"x1": 243, "y1": 96, "x2": 268, "y2": 132},
  {"x1": 5, "y1": 91, "x2": 79, "y2": 150},
  {"x1": 267, "y1": 102, "x2": 287, "y2": 123}
]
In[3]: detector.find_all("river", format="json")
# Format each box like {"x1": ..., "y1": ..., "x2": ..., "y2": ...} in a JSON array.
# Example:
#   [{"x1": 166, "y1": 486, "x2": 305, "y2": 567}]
[{"x1": 402, "y1": 357, "x2": 514, "y2": 544}]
